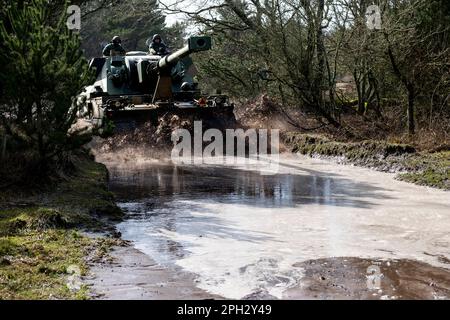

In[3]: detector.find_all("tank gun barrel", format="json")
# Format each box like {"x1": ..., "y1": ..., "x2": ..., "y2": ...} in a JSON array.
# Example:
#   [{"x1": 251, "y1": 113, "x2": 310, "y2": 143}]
[{"x1": 157, "y1": 36, "x2": 211, "y2": 70}]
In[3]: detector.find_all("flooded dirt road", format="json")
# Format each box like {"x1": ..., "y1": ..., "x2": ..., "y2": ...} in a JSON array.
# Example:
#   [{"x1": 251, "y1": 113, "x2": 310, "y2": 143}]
[{"x1": 96, "y1": 154, "x2": 450, "y2": 299}]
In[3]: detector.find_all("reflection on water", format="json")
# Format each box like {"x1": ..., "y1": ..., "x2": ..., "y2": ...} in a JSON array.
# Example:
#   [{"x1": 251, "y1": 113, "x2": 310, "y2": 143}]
[
  {"x1": 110, "y1": 161, "x2": 386, "y2": 209},
  {"x1": 107, "y1": 156, "x2": 450, "y2": 299}
]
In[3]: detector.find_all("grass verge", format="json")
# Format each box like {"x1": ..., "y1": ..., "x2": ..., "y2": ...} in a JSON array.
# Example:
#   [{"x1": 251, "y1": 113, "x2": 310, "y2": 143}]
[{"x1": 0, "y1": 152, "x2": 123, "y2": 299}]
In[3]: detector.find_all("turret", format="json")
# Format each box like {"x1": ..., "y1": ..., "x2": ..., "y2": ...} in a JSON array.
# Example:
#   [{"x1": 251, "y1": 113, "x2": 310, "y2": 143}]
[{"x1": 152, "y1": 36, "x2": 212, "y2": 102}]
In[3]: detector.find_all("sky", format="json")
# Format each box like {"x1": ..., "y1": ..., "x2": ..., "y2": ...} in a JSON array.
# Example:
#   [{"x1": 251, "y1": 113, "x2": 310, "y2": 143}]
[
  {"x1": 159, "y1": 0, "x2": 214, "y2": 36},
  {"x1": 160, "y1": 0, "x2": 191, "y2": 26},
  {"x1": 159, "y1": 0, "x2": 210, "y2": 26}
]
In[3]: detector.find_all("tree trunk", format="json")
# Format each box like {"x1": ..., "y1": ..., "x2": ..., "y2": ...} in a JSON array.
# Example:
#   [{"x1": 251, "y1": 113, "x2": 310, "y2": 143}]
[
  {"x1": 407, "y1": 85, "x2": 415, "y2": 135},
  {"x1": 1, "y1": 135, "x2": 7, "y2": 159},
  {"x1": 386, "y1": 38, "x2": 415, "y2": 135},
  {"x1": 36, "y1": 101, "x2": 45, "y2": 159},
  {"x1": 315, "y1": 0, "x2": 326, "y2": 110}
]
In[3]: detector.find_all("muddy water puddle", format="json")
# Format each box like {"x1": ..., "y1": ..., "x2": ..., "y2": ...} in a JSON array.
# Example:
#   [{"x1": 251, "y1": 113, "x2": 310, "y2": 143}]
[{"x1": 105, "y1": 155, "x2": 450, "y2": 299}]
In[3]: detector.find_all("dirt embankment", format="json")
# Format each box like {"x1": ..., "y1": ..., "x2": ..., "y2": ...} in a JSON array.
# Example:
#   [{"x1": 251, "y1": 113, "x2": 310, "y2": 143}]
[
  {"x1": 0, "y1": 151, "x2": 125, "y2": 299},
  {"x1": 236, "y1": 95, "x2": 449, "y2": 190}
]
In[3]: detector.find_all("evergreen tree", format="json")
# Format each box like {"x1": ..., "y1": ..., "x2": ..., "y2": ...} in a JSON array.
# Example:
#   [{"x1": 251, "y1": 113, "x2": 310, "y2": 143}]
[
  {"x1": 81, "y1": 0, "x2": 184, "y2": 58},
  {"x1": 0, "y1": 0, "x2": 92, "y2": 175}
]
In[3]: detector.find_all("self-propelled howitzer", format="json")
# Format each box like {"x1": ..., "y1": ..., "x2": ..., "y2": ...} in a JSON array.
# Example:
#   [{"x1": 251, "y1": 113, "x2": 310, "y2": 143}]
[{"x1": 76, "y1": 36, "x2": 231, "y2": 129}]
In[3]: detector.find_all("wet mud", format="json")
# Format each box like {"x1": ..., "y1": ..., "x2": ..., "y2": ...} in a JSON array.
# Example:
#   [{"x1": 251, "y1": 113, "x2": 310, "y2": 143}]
[{"x1": 285, "y1": 257, "x2": 450, "y2": 300}]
